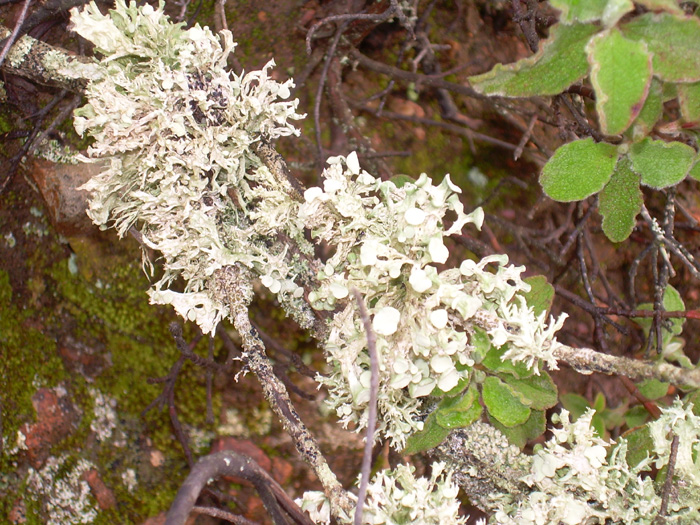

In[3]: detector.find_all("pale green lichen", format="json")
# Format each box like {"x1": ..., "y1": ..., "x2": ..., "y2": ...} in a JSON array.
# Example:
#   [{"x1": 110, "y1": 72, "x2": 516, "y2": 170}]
[
  {"x1": 297, "y1": 461, "x2": 465, "y2": 525},
  {"x1": 26, "y1": 455, "x2": 98, "y2": 525},
  {"x1": 89, "y1": 387, "x2": 117, "y2": 442},
  {"x1": 301, "y1": 154, "x2": 565, "y2": 449},
  {"x1": 489, "y1": 400, "x2": 700, "y2": 524},
  {"x1": 71, "y1": 0, "x2": 306, "y2": 335},
  {"x1": 6, "y1": 35, "x2": 33, "y2": 68}
]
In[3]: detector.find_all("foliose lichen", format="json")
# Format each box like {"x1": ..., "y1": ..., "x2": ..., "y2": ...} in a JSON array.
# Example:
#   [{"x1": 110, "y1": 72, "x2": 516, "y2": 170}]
[{"x1": 297, "y1": 461, "x2": 465, "y2": 525}]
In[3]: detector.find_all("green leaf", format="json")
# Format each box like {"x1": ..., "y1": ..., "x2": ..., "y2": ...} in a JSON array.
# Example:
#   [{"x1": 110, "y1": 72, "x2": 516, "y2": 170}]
[
  {"x1": 587, "y1": 29, "x2": 652, "y2": 135},
  {"x1": 686, "y1": 390, "x2": 700, "y2": 417},
  {"x1": 677, "y1": 81, "x2": 700, "y2": 123},
  {"x1": 622, "y1": 13, "x2": 700, "y2": 82},
  {"x1": 551, "y1": 0, "x2": 634, "y2": 26},
  {"x1": 482, "y1": 344, "x2": 532, "y2": 379},
  {"x1": 488, "y1": 409, "x2": 546, "y2": 449},
  {"x1": 635, "y1": 0, "x2": 684, "y2": 16},
  {"x1": 540, "y1": 138, "x2": 618, "y2": 201},
  {"x1": 521, "y1": 275, "x2": 555, "y2": 317},
  {"x1": 629, "y1": 137, "x2": 695, "y2": 188},
  {"x1": 549, "y1": 0, "x2": 612, "y2": 24},
  {"x1": 598, "y1": 156, "x2": 642, "y2": 242},
  {"x1": 505, "y1": 371, "x2": 559, "y2": 411},
  {"x1": 636, "y1": 378, "x2": 669, "y2": 400},
  {"x1": 622, "y1": 425, "x2": 653, "y2": 468},
  {"x1": 434, "y1": 386, "x2": 483, "y2": 430},
  {"x1": 402, "y1": 414, "x2": 451, "y2": 455},
  {"x1": 482, "y1": 376, "x2": 531, "y2": 427},
  {"x1": 592, "y1": 392, "x2": 607, "y2": 412},
  {"x1": 468, "y1": 23, "x2": 600, "y2": 97},
  {"x1": 403, "y1": 386, "x2": 484, "y2": 454},
  {"x1": 624, "y1": 405, "x2": 650, "y2": 428},
  {"x1": 591, "y1": 411, "x2": 606, "y2": 437},
  {"x1": 690, "y1": 160, "x2": 700, "y2": 182},
  {"x1": 560, "y1": 393, "x2": 591, "y2": 420},
  {"x1": 470, "y1": 326, "x2": 492, "y2": 364},
  {"x1": 630, "y1": 78, "x2": 663, "y2": 139},
  {"x1": 389, "y1": 174, "x2": 416, "y2": 188},
  {"x1": 600, "y1": 0, "x2": 635, "y2": 27},
  {"x1": 634, "y1": 285, "x2": 686, "y2": 341}
]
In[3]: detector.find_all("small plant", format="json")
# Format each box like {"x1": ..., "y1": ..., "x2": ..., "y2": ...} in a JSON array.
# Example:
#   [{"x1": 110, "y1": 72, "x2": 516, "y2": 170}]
[{"x1": 469, "y1": 0, "x2": 700, "y2": 243}]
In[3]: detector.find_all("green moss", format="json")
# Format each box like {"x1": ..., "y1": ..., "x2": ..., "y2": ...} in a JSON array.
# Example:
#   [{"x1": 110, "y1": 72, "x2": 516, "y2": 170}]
[
  {"x1": 0, "y1": 270, "x2": 66, "y2": 472},
  {"x1": 30, "y1": 241, "x2": 223, "y2": 520},
  {"x1": 391, "y1": 120, "x2": 474, "y2": 182}
]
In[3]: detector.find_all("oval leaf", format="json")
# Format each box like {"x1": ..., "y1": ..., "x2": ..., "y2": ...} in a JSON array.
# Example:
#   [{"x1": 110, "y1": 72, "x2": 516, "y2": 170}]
[
  {"x1": 522, "y1": 275, "x2": 555, "y2": 317},
  {"x1": 482, "y1": 344, "x2": 532, "y2": 379},
  {"x1": 468, "y1": 23, "x2": 600, "y2": 97},
  {"x1": 488, "y1": 409, "x2": 546, "y2": 450},
  {"x1": 630, "y1": 78, "x2": 663, "y2": 139},
  {"x1": 677, "y1": 81, "x2": 700, "y2": 123},
  {"x1": 560, "y1": 393, "x2": 591, "y2": 421},
  {"x1": 504, "y1": 371, "x2": 559, "y2": 411},
  {"x1": 689, "y1": 160, "x2": 700, "y2": 183},
  {"x1": 636, "y1": 378, "x2": 670, "y2": 400},
  {"x1": 587, "y1": 29, "x2": 652, "y2": 135},
  {"x1": 598, "y1": 156, "x2": 642, "y2": 242},
  {"x1": 550, "y1": 0, "x2": 611, "y2": 24},
  {"x1": 435, "y1": 387, "x2": 483, "y2": 430},
  {"x1": 482, "y1": 376, "x2": 531, "y2": 427},
  {"x1": 540, "y1": 138, "x2": 618, "y2": 201},
  {"x1": 402, "y1": 413, "x2": 451, "y2": 455},
  {"x1": 629, "y1": 137, "x2": 695, "y2": 188},
  {"x1": 622, "y1": 13, "x2": 700, "y2": 82}
]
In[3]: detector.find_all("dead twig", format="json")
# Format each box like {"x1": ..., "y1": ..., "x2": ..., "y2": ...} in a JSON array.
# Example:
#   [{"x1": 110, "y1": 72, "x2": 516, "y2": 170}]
[
  {"x1": 352, "y1": 289, "x2": 379, "y2": 525},
  {"x1": 212, "y1": 265, "x2": 353, "y2": 517},
  {"x1": 165, "y1": 450, "x2": 313, "y2": 525},
  {"x1": 0, "y1": 0, "x2": 32, "y2": 68},
  {"x1": 656, "y1": 433, "x2": 680, "y2": 524}
]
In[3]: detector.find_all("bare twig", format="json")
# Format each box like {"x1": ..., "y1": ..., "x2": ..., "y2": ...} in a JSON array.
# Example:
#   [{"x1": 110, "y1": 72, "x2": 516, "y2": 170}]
[
  {"x1": 165, "y1": 450, "x2": 313, "y2": 525},
  {"x1": 212, "y1": 265, "x2": 353, "y2": 517},
  {"x1": 513, "y1": 114, "x2": 537, "y2": 160},
  {"x1": 305, "y1": 8, "x2": 398, "y2": 55},
  {"x1": 313, "y1": 20, "x2": 349, "y2": 160},
  {"x1": 510, "y1": 0, "x2": 539, "y2": 53},
  {"x1": 656, "y1": 433, "x2": 680, "y2": 524},
  {"x1": 192, "y1": 506, "x2": 257, "y2": 525},
  {"x1": 349, "y1": 48, "x2": 486, "y2": 100},
  {"x1": 553, "y1": 344, "x2": 700, "y2": 388},
  {"x1": 0, "y1": 0, "x2": 32, "y2": 68},
  {"x1": 352, "y1": 103, "x2": 523, "y2": 153},
  {"x1": 352, "y1": 289, "x2": 379, "y2": 525}
]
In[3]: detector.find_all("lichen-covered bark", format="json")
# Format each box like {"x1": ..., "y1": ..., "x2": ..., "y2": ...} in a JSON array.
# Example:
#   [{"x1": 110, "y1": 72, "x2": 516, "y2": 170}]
[{"x1": 0, "y1": 25, "x2": 99, "y2": 94}]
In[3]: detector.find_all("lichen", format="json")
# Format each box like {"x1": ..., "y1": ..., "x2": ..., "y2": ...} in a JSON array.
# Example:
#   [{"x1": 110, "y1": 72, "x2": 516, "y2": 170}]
[
  {"x1": 297, "y1": 461, "x2": 466, "y2": 525},
  {"x1": 26, "y1": 455, "x2": 99, "y2": 525}
]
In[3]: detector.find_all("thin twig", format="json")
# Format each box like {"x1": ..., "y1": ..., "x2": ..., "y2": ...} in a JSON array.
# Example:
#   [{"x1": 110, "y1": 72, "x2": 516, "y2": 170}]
[
  {"x1": 213, "y1": 265, "x2": 353, "y2": 517},
  {"x1": 305, "y1": 8, "x2": 398, "y2": 55},
  {"x1": 0, "y1": 0, "x2": 32, "y2": 68},
  {"x1": 192, "y1": 506, "x2": 257, "y2": 525},
  {"x1": 656, "y1": 433, "x2": 680, "y2": 524},
  {"x1": 165, "y1": 450, "x2": 313, "y2": 525},
  {"x1": 553, "y1": 344, "x2": 700, "y2": 388},
  {"x1": 313, "y1": 20, "x2": 349, "y2": 160},
  {"x1": 352, "y1": 103, "x2": 523, "y2": 153},
  {"x1": 510, "y1": 0, "x2": 539, "y2": 53},
  {"x1": 513, "y1": 114, "x2": 537, "y2": 160},
  {"x1": 352, "y1": 289, "x2": 379, "y2": 525}
]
